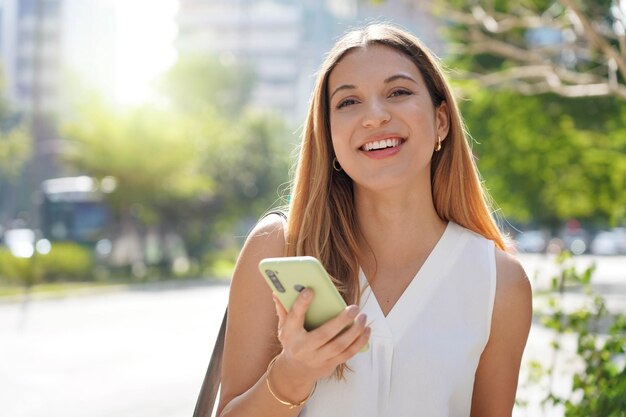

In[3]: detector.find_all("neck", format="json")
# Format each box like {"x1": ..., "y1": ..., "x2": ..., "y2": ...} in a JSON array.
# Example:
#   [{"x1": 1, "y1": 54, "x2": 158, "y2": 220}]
[{"x1": 354, "y1": 182, "x2": 447, "y2": 270}]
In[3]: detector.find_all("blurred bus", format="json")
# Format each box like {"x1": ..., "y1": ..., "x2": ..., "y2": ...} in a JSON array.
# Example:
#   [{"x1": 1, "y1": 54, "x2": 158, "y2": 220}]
[{"x1": 40, "y1": 176, "x2": 111, "y2": 244}]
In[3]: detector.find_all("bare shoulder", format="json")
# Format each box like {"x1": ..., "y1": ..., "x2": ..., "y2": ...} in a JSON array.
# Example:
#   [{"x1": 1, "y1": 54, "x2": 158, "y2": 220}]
[
  {"x1": 228, "y1": 211, "x2": 287, "y2": 311},
  {"x1": 492, "y1": 248, "x2": 532, "y2": 343},
  {"x1": 494, "y1": 248, "x2": 532, "y2": 309},
  {"x1": 217, "y1": 213, "x2": 287, "y2": 414},
  {"x1": 487, "y1": 249, "x2": 532, "y2": 360},
  {"x1": 240, "y1": 212, "x2": 287, "y2": 256},
  {"x1": 229, "y1": 212, "x2": 287, "y2": 287}
]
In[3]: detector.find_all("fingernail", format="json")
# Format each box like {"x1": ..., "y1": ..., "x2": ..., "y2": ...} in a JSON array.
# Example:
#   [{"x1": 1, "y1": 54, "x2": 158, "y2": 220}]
[
  {"x1": 302, "y1": 288, "x2": 312, "y2": 299},
  {"x1": 347, "y1": 305, "x2": 359, "y2": 318},
  {"x1": 357, "y1": 313, "x2": 367, "y2": 324}
]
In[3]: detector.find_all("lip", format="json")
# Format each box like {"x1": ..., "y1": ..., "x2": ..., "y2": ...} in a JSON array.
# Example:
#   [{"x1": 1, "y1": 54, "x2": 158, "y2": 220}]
[
  {"x1": 358, "y1": 132, "x2": 406, "y2": 150},
  {"x1": 358, "y1": 134, "x2": 406, "y2": 160}
]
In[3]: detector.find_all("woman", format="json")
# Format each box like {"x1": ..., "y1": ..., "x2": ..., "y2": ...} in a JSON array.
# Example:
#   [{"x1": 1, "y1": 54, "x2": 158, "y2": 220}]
[{"x1": 216, "y1": 23, "x2": 531, "y2": 417}]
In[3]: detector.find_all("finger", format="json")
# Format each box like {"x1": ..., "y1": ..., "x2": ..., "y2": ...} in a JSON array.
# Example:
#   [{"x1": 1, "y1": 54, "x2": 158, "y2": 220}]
[
  {"x1": 308, "y1": 304, "x2": 360, "y2": 348},
  {"x1": 335, "y1": 326, "x2": 371, "y2": 364},
  {"x1": 273, "y1": 292, "x2": 288, "y2": 328},
  {"x1": 284, "y1": 287, "x2": 314, "y2": 332},
  {"x1": 318, "y1": 313, "x2": 368, "y2": 356}
]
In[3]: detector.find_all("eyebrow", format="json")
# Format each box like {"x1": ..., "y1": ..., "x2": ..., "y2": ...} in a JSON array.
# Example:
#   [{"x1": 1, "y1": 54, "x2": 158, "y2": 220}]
[{"x1": 329, "y1": 73, "x2": 419, "y2": 101}]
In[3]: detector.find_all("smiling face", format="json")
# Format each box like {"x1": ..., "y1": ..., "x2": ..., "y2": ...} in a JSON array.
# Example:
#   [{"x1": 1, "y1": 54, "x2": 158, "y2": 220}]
[{"x1": 328, "y1": 44, "x2": 449, "y2": 193}]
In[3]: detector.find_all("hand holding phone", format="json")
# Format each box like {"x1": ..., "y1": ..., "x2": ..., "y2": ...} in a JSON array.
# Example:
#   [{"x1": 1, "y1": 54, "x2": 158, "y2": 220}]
[
  {"x1": 259, "y1": 256, "x2": 369, "y2": 353},
  {"x1": 259, "y1": 256, "x2": 348, "y2": 330}
]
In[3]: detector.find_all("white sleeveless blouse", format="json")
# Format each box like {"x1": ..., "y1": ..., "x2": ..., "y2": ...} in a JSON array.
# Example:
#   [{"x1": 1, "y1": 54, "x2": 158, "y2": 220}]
[{"x1": 299, "y1": 222, "x2": 497, "y2": 417}]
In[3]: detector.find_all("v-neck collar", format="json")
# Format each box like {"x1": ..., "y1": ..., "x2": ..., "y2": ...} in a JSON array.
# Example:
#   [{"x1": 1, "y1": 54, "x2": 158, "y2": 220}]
[{"x1": 358, "y1": 221, "x2": 468, "y2": 340}]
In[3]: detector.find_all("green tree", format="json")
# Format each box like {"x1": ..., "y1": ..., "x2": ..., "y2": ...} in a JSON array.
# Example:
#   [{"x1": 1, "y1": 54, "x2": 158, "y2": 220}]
[
  {"x1": 62, "y1": 102, "x2": 214, "y2": 223},
  {"x1": 400, "y1": 0, "x2": 626, "y2": 227},
  {"x1": 155, "y1": 52, "x2": 292, "y2": 260},
  {"x1": 158, "y1": 54, "x2": 256, "y2": 116},
  {"x1": 460, "y1": 87, "x2": 626, "y2": 227},
  {"x1": 61, "y1": 100, "x2": 217, "y2": 267},
  {"x1": 59, "y1": 49, "x2": 293, "y2": 275},
  {"x1": 61, "y1": 99, "x2": 291, "y2": 267},
  {"x1": 433, "y1": 0, "x2": 626, "y2": 100},
  {"x1": 0, "y1": 124, "x2": 30, "y2": 181},
  {"x1": 165, "y1": 107, "x2": 292, "y2": 261},
  {"x1": 526, "y1": 252, "x2": 626, "y2": 416}
]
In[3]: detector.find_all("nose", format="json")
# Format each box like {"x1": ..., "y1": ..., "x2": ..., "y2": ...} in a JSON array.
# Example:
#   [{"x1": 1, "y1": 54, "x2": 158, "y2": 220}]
[{"x1": 362, "y1": 99, "x2": 391, "y2": 128}]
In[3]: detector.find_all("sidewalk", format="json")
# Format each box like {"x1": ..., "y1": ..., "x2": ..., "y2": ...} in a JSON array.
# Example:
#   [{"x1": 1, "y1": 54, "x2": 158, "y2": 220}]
[{"x1": 0, "y1": 277, "x2": 229, "y2": 305}]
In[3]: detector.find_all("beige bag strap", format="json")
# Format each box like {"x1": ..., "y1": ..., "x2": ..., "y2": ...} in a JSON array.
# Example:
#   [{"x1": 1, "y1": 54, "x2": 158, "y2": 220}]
[{"x1": 193, "y1": 308, "x2": 227, "y2": 417}]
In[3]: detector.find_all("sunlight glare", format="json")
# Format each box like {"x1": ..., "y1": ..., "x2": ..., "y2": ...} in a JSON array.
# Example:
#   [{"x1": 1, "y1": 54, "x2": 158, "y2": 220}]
[{"x1": 114, "y1": 0, "x2": 177, "y2": 106}]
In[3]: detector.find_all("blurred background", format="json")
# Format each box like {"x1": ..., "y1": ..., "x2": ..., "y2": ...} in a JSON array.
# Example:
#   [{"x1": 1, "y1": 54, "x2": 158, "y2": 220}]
[{"x1": 0, "y1": 0, "x2": 624, "y2": 416}]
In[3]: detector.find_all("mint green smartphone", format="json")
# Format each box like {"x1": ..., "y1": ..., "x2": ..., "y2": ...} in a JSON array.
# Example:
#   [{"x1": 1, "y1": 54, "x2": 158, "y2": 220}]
[{"x1": 259, "y1": 256, "x2": 348, "y2": 331}]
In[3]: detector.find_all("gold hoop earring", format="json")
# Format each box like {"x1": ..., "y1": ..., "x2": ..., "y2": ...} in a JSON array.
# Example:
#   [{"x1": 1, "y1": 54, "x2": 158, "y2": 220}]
[
  {"x1": 333, "y1": 157, "x2": 343, "y2": 172},
  {"x1": 435, "y1": 135, "x2": 442, "y2": 152}
]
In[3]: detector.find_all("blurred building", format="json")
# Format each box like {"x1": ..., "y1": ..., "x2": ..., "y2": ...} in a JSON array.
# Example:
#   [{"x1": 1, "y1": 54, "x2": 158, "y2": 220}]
[
  {"x1": 0, "y1": 0, "x2": 64, "y2": 227},
  {"x1": 0, "y1": 0, "x2": 62, "y2": 112},
  {"x1": 175, "y1": 0, "x2": 443, "y2": 124},
  {"x1": 0, "y1": 0, "x2": 116, "y2": 225},
  {"x1": 176, "y1": 0, "x2": 307, "y2": 123},
  {"x1": 0, "y1": 0, "x2": 116, "y2": 112},
  {"x1": 330, "y1": 0, "x2": 443, "y2": 54}
]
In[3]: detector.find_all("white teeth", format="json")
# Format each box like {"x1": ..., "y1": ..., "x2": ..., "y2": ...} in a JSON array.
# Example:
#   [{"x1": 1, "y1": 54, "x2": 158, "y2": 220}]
[{"x1": 364, "y1": 138, "x2": 401, "y2": 151}]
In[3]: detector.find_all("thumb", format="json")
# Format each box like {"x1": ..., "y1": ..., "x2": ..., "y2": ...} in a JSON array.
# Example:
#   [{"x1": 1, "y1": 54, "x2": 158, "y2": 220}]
[{"x1": 285, "y1": 287, "x2": 314, "y2": 332}]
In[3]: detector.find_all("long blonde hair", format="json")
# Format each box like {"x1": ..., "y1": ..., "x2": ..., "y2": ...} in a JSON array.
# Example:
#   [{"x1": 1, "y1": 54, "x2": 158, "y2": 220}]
[{"x1": 286, "y1": 23, "x2": 506, "y2": 307}]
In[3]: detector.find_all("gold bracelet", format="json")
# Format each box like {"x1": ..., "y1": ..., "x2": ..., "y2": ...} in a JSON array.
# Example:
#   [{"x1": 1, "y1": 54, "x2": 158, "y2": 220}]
[{"x1": 266, "y1": 355, "x2": 317, "y2": 409}]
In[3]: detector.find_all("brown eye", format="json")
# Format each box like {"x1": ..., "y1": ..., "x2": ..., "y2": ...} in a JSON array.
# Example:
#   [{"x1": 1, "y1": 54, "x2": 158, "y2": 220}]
[
  {"x1": 390, "y1": 89, "x2": 412, "y2": 98},
  {"x1": 337, "y1": 98, "x2": 359, "y2": 109}
]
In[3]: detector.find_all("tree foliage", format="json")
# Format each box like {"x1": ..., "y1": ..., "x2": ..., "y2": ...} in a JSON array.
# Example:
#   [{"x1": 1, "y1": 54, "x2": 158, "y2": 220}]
[
  {"x1": 60, "y1": 53, "x2": 292, "y2": 264},
  {"x1": 525, "y1": 252, "x2": 626, "y2": 416},
  {"x1": 460, "y1": 86, "x2": 626, "y2": 227},
  {"x1": 434, "y1": 0, "x2": 626, "y2": 100},
  {"x1": 0, "y1": 125, "x2": 31, "y2": 181},
  {"x1": 407, "y1": 0, "x2": 626, "y2": 226},
  {"x1": 157, "y1": 54, "x2": 256, "y2": 115},
  {"x1": 62, "y1": 102, "x2": 215, "y2": 223}
]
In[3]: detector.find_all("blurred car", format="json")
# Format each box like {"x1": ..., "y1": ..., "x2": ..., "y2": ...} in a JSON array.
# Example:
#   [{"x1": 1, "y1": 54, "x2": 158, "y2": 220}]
[
  {"x1": 561, "y1": 227, "x2": 591, "y2": 255},
  {"x1": 515, "y1": 230, "x2": 549, "y2": 253},
  {"x1": 591, "y1": 228, "x2": 626, "y2": 255}
]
